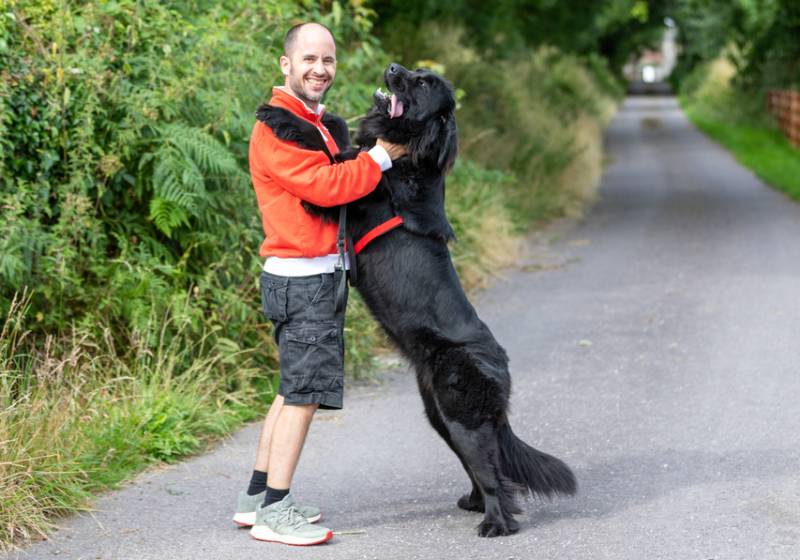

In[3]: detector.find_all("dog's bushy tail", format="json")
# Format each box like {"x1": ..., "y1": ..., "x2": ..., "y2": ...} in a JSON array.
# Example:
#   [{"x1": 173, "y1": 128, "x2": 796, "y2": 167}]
[{"x1": 498, "y1": 422, "x2": 577, "y2": 499}]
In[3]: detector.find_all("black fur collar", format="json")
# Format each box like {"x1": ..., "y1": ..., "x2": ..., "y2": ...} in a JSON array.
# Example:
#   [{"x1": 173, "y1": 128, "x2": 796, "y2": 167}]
[{"x1": 255, "y1": 104, "x2": 351, "y2": 158}]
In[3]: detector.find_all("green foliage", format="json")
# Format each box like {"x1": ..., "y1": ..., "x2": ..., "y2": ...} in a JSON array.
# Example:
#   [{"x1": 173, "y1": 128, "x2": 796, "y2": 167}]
[
  {"x1": 371, "y1": 0, "x2": 668, "y2": 75},
  {"x1": 398, "y1": 24, "x2": 619, "y2": 225},
  {"x1": 669, "y1": 0, "x2": 800, "y2": 186},
  {"x1": 0, "y1": 0, "x2": 387, "y2": 368},
  {"x1": 445, "y1": 160, "x2": 521, "y2": 289},
  {"x1": 670, "y1": 0, "x2": 800, "y2": 91},
  {"x1": 680, "y1": 60, "x2": 800, "y2": 201},
  {"x1": 688, "y1": 109, "x2": 800, "y2": 200}
]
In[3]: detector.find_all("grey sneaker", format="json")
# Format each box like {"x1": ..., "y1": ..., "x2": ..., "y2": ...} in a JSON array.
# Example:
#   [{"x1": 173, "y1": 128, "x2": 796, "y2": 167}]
[
  {"x1": 233, "y1": 490, "x2": 322, "y2": 526},
  {"x1": 249, "y1": 494, "x2": 333, "y2": 546}
]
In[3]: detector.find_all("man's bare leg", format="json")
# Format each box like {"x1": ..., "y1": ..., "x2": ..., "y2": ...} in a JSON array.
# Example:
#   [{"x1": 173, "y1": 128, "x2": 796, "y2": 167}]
[
  {"x1": 249, "y1": 401, "x2": 331, "y2": 545},
  {"x1": 266, "y1": 402, "x2": 319, "y2": 490},
  {"x1": 254, "y1": 394, "x2": 285, "y2": 472}
]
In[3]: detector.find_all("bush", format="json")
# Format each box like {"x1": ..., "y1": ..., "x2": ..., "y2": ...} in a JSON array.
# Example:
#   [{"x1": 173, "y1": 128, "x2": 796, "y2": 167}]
[
  {"x1": 395, "y1": 23, "x2": 620, "y2": 224},
  {"x1": 445, "y1": 160, "x2": 520, "y2": 289},
  {"x1": 679, "y1": 56, "x2": 776, "y2": 127},
  {"x1": 0, "y1": 0, "x2": 387, "y2": 369}
]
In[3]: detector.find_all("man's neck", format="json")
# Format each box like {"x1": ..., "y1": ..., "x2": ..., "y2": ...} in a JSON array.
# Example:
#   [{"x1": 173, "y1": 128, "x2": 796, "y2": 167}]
[{"x1": 277, "y1": 85, "x2": 322, "y2": 115}]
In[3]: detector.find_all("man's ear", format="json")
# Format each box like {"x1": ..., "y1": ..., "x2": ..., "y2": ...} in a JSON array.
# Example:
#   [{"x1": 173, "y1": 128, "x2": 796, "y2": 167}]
[{"x1": 279, "y1": 55, "x2": 290, "y2": 77}]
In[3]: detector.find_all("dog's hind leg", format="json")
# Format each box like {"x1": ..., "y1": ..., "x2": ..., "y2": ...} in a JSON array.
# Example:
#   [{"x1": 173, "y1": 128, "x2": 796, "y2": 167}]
[
  {"x1": 442, "y1": 418, "x2": 521, "y2": 537},
  {"x1": 430, "y1": 352, "x2": 521, "y2": 537},
  {"x1": 416, "y1": 371, "x2": 485, "y2": 513}
]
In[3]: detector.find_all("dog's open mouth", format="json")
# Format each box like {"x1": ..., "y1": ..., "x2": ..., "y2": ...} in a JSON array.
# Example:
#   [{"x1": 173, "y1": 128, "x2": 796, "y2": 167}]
[{"x1": 376, "y1": 87, "x2": 404, "y2": 119}]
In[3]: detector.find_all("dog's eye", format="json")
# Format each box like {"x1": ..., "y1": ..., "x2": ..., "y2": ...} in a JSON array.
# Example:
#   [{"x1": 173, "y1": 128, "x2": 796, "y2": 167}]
[{"x1": 417, "y1": 78, "x2": 428, "y2": 88}]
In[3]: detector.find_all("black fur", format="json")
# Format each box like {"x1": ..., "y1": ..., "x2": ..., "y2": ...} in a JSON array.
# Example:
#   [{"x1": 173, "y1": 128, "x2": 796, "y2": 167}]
[
  {"x1": 255, "y1": 104, "x2": 351, "y2": 153},
  {"x1": 258, "y1": 64, "x2": 577, "y2": 537}
]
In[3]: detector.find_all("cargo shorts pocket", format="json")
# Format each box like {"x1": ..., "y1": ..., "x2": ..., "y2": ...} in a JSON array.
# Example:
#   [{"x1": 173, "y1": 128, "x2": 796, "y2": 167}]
[
  {"x1": 282, "y1": 323, "x2": 343, "y2": 394},
  {"x1": 260, "y1": 273, "x2": 288, "y2": 323}
]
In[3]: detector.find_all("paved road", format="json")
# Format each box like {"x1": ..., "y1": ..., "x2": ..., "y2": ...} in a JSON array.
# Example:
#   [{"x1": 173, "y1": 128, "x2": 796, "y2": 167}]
[{"x1": 9, "y1": 96, "x2": 800, "y2": 559}]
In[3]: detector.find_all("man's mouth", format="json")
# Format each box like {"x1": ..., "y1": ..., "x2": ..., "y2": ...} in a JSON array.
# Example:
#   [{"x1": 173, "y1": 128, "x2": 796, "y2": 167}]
[
  {"x1": 306, "y1": 76, "x2": 329, "y2": 91},
  {"x1": 377, "y1": 87, "x2": 404, "y2": 118}
]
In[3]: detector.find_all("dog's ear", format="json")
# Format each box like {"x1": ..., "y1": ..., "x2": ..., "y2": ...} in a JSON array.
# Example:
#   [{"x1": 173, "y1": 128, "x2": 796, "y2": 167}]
[
  {"x1": 408, "y1": 112, "x2": 458, "y2": 173},
  {"x1": 437, "y1": 112, "x2": 458, "y2": 173}
]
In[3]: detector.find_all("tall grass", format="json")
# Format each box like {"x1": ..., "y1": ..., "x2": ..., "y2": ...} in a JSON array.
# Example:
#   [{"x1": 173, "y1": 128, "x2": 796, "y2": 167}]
[
  {"x1": 0, "y1": 291, "x2": 268, "y2": 551},
  {"x1": 446, "y1": 161, "x2": 522, "y2": 289}
]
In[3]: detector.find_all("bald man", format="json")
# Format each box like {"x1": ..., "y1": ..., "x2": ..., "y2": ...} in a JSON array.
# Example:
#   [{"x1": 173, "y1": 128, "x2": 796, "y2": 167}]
[{"x1": 232, "y1": 23, "x2": 405, "y2": 546}]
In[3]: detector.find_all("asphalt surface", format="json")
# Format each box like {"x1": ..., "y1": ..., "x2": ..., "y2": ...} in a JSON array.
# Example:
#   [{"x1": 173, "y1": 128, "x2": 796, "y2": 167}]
[{"x1": 8, "y1": 96, "x2": 800, "y2": 559}]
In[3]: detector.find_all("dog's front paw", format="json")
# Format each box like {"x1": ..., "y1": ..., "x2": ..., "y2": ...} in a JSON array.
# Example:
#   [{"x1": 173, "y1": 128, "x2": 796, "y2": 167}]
[
  {"x1": 477, "y1": 516, "x2": 519, "y2": 538},
  {"x1": 457, "y1": 492, "x2": 485, "y2": 513}
]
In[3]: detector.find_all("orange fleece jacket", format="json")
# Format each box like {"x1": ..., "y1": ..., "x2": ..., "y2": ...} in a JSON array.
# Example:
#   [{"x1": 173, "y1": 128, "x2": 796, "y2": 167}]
[{"x1": 249, "y1": 88, "x2": 382, "y2": 258}]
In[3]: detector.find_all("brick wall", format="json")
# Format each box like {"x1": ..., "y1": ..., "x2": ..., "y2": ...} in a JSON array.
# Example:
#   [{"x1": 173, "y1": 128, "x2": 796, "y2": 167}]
[{"x1": 767, "y1": 90, "x2": 800, "y2": 147}]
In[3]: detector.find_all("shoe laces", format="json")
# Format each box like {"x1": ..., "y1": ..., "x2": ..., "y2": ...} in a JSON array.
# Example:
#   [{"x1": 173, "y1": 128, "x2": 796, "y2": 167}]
[{"x1": 278, "y1": 505, "x2": 307, "y2": 529}]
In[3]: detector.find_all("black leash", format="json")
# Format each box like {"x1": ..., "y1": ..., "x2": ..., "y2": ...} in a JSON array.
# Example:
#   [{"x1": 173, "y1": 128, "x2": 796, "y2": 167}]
[
  {"x1": 315, "y1": 142, "x2": 352, "y2": 313},
  {"x1": 334, "y1": 205, "x2": 348, "y2": 313},
  {"x1": 346, "y1": 225, "x2": 357, "y2": 287}
]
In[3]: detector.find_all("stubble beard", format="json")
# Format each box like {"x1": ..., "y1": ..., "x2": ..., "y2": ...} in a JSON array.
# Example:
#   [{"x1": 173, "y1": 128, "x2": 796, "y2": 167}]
[{"x1": 288, "y1": 72, "x2": 332, "y2": 108}]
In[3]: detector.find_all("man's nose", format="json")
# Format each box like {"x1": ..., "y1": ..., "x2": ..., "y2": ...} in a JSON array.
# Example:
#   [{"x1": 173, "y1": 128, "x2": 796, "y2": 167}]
[{"x1": 313, "y1": 59, "x2": 326, "y2": 74}]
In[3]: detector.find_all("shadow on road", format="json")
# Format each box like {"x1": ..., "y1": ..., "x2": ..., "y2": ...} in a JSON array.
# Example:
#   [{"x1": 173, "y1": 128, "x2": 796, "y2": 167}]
[{"x1": 528, "y1": 448, "x2": 799, "y2": 526}]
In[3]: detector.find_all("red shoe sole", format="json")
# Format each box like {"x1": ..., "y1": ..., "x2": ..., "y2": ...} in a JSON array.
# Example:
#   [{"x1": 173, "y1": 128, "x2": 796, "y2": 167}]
[{"x1": 250, "y1": 530, "x2": 333, "y2": 546}]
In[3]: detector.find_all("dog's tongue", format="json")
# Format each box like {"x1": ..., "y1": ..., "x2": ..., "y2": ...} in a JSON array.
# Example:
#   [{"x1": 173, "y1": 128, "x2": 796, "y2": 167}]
[{"x1": 389, "y1": 94, "x2": 404, "y2": 118}]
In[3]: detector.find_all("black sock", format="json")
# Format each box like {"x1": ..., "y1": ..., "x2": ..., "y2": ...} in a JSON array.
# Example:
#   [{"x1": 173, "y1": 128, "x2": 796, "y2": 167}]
[
  {"x1": 247, "y1": 470, "x2": 268, "y2": 496},
  {"x1": 263, "y1": 485, "x2": 290, "y2": 507}
]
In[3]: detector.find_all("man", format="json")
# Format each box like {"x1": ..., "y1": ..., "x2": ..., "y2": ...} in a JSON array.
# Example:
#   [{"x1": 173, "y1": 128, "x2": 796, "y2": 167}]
[{"x1": 232, "y1": 22, "x2": 405, "y2": 546}]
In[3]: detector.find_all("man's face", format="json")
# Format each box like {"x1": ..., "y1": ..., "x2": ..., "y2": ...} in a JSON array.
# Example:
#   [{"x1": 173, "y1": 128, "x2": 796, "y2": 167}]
[{"x1": 280, "y1": 25, "x2": 337, "y2": 109}]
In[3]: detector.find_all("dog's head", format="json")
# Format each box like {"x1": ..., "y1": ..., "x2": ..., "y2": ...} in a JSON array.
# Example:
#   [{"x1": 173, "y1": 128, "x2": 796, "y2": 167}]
[{"x1": 359, "y1": 63, "x2": 458, "y2": 172}]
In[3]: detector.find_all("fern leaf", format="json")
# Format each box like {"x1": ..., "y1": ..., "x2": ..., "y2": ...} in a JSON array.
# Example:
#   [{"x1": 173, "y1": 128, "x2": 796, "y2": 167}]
[
  {"x1": 161, "y1": 123, "x2": 240, "y2": 176},
  {"x1": 152, "y1": 145, "x2": 199, "y2": 213},
  {"x1": 149, "y1": 196, "x2": 190, "y2": 238}
]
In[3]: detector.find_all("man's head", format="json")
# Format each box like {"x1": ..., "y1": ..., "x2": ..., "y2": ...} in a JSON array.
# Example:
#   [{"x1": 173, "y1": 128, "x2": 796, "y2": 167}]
[{"x1": 280, "y1": 23, "x2": 336, "y2": 111}]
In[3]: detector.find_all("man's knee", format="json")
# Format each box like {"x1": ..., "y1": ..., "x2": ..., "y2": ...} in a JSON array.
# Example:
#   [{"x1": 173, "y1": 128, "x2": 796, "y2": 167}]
[{"x1": 282, "y1": 401, "x2": 319, "y2": 417}]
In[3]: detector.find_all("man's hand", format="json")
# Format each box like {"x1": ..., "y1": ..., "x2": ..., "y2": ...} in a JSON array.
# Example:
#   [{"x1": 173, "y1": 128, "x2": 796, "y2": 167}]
[{"x1": 376, "y1": 138, "x2": 407, "y2": 161}]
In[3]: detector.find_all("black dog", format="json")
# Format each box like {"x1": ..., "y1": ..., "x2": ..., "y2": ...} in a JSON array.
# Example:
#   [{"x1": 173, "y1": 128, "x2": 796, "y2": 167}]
[{"x1": 256, "y1": 64, "x2": 576, "y2": 537}]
